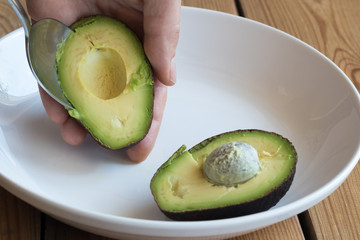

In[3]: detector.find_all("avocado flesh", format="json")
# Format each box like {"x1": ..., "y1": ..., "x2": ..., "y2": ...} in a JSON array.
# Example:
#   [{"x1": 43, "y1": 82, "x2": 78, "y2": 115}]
[
  {"x1": 150, "y1": 130, "x2": 297, "y2": 220},
  {"x1": 56, "y1": 16, "x2": 153, "y2": 149}
]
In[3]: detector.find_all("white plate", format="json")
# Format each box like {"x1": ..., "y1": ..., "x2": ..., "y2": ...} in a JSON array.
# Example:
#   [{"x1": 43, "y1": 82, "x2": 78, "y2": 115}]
[{"x1": 1, "y1": 7, "x2": 360, "y2": 240}]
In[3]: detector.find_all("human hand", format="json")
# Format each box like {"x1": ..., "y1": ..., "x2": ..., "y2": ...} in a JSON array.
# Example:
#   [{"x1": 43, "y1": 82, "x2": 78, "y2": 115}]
[{"x1": 26, "y1": 0, "x2": 181, "y2": 162}]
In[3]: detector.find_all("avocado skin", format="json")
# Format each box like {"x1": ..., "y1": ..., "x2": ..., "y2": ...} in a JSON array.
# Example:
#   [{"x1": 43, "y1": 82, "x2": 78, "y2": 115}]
[
  {"x1": 151, "y1": 129, "x2": 297, "y2": 221},
  {"x1": 57, "y1": 16, "x2": 154, "y2": 150},
  {"x1": 161, "y1": 163, "x2": 295, "y2": 221}
]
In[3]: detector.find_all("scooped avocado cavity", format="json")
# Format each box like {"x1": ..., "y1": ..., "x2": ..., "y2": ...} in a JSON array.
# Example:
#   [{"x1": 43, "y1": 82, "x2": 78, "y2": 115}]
[{"x1": 203, "y1": 142, "x2": 261, "y2": 186}]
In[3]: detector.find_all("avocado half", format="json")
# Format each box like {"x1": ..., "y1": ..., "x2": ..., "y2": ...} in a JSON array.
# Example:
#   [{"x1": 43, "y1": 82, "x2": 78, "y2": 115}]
[
  {"x1": 150, "y1": 129, "x2": 297, "y2": 221},
  {"x1": 56, "y1": 16, "x2": 154, "y2": 149}
]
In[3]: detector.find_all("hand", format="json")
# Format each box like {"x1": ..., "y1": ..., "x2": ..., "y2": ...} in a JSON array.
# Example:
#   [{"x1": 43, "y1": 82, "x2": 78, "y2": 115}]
[{"x1": 26, "y1": 0, "x2": 181, "y2": 162}]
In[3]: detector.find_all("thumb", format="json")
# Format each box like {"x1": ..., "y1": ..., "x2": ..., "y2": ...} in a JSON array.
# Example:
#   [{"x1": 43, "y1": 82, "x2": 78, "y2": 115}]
[{"x1": 143, "y1": 0, "x2": 181, "y2": 86}]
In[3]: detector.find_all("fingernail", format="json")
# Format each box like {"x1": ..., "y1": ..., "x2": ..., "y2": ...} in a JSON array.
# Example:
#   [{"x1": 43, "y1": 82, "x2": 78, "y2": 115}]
[{"x1": 170, "y1": 58, "x2": 176, "y2": 85}]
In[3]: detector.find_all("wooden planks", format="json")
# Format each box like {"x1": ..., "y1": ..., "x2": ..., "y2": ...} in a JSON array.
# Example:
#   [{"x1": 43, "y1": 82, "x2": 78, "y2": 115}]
[
  {"x1": 0, "y1": 0, "x2": 359, "y2": 239},
  {"x1": 182, "y1": 0, "x2": 239, "y2": 15},
  {"x1": 240, "y1": 0, "x2": 360, "y2": 91},
  {"x1": 240, "y1": 0, "x2": 360, "y2": 239},
  {"x1": 41, "y1": 216, "x2": 113, "y2": 240},
  {"x1": 0, "y1": 187, "x2": 41, "y2": 240},
  {"x1": 0, "y1": 0, "x2": 303, "y2": 239},
  {"x1": 0, "y1": 0, "x2": 22, "y2": 38},
  {"x1": 230, "y1": 217, "x2": 304, "y2": 240},
  {"x1": 180, "y1": 1, "x2": 305, "y2": 239},
  {"x1": 0, "y1": 0, "x2": 42, "y2": 239},
  {"x1": 306, "y1": 169, "x2": 360, "y2": 239}
]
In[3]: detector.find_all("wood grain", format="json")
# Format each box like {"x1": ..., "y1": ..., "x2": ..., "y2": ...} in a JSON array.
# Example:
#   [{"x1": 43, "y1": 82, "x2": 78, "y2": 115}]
[
  {"x1": 0, "y1": 1, "x2": 41, "y2": 240},
  {"x1": 230, "y1": 217, "x2": 304, "y2": 240},
  {"x1": 0, "y1": 0, "x2": 305, "y2": 239},
  {"x1": 240, "y1": 0, "x2": 360, "y2": 91},
  {"x1": 306, "y1": 169, "x2": 360, "y2": 239},
  {"x1": 0, "y1": 187, "x2": 41, "y2": 240},
  {"x1": 0, "y1": 0, "x2": 25, "y2": 38},
  {"x1": 1, "y1": 0, "x2": 359, "y2": 239},
  {"x1": 182, "y1": 1, "x2": 304, "y2": 240},
  {"x1": 240, "y1": 0, "x2": 360, "y2": 239},
  {"x1": 182, "y1": 0, "x2": 239, "y2": 15},
  {"x1": 42, "y1": 216, "x2": 113, "y2": 240}
]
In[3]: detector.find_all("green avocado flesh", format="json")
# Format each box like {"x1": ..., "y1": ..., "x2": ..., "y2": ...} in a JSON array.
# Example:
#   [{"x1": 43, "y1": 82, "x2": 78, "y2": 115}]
[
  {"x1": 56, "y1": 16, "x2": 153, "y2": 149},
  {"x1": 150, "y1": 129, "x2": 297, "y2": 221}
]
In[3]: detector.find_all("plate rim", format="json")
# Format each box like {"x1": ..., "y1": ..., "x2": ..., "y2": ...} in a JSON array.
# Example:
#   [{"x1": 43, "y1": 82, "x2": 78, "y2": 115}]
[{"x1": 1, "y1": 6, "x2": 360, "y2": 239}]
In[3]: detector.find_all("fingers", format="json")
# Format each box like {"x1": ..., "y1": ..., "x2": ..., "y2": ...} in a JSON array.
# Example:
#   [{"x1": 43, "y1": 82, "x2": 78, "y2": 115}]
[
  {"x1": 143, "y1": 0, "x2": 181, "y2": 86},
  {"x1": 126, "y1": 80, "x2": 167, "y2": 162},
  {"x1": 125, "y1": 0, "x2": 179, "y2": 161},
  {"x1": 30, "y1": 0, "x2": 177, "y2": 162},
  {"x1": 39, "y1": 87, "x2": 87, "y2": 146},
  {"x1": 39, "y1": 87, "x2": 69, "y2": 124},
  {"x1": 41, "y1": 79, "x2": 166, "y2": 160},
  {"x1": 61, "y1": 117, "x2": 87, "y2": 146},
  {"x1": 26, "y1": 0, "x2": 100, "y2": 26},
  {"x1": 40, "y1": 77, "x2": 166, "y2": 160}
]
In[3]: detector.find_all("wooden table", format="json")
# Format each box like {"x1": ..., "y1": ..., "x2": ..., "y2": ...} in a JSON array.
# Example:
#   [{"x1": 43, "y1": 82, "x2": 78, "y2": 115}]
[{"x1": 1, "y1": 0, "x2": 359, "y2": 239}]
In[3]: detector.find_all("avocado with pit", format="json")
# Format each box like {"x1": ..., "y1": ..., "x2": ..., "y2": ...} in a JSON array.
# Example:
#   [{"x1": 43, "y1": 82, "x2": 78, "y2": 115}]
[
  {"x1": 56, "y1": 16, "x2": 153, "y2": 149},
  {"x1": 150, "y1": 129, "x2": 297, "y2": 221}
]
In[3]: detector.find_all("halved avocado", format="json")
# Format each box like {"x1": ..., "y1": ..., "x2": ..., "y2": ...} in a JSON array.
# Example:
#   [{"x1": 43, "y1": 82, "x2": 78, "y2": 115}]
[
  {"x1": 150, "y1": 129, "x2": 297, "y2": 221},
  {"x1": 56, "y1": 16, "x2": 153, "y2": 149}
]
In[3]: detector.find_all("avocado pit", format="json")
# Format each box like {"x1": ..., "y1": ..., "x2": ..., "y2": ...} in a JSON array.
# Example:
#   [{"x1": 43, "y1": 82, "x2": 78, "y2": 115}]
[{"x1": 203, "y1": 142, "x2": 261, "y2": 186}]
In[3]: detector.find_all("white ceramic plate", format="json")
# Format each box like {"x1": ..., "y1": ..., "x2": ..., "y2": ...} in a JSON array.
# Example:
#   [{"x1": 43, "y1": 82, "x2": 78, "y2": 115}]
[{"x1": 1, "y1": 7, "x2": 360, "y2": 240}]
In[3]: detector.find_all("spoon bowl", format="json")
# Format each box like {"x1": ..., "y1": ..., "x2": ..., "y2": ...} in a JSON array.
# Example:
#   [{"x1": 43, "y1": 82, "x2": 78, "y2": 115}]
[{"x1": 8, "y1": 0, "x2": 73, "y2": 109}]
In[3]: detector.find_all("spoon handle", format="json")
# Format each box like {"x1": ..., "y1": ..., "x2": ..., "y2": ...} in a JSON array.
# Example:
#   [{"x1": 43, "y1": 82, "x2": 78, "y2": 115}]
[{"x1": 7, "y1": 0, "x2": 31, "y2": 37}]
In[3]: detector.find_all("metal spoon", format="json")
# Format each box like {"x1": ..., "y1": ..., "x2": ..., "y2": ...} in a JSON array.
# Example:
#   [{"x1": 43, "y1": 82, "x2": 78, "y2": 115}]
[{"x1": 8, "y1": 0, "x2": 74, "y2": 109}]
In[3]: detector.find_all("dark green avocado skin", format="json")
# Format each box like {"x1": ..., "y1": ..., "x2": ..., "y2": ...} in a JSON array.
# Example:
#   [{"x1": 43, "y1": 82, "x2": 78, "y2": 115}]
[
  {"x1": 160, "y1": 164, "x2": 296, "y2": 221},
  {"x1": 151, "y1": 129, "x2": 297, "y2": 221}
]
